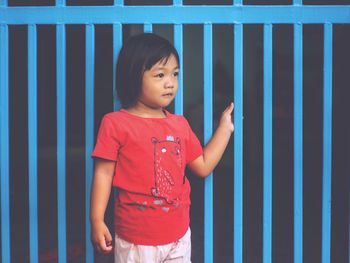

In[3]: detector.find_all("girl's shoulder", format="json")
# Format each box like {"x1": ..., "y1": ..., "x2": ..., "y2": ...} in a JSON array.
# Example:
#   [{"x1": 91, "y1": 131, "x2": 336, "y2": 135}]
[
  {"x1": 102, "y1": 109, "x2": 130, "y2": 121},
  {"x1": 98, "y1": 111, "x2": 116, "y2": 125},
  {"x1": 104, "y1": 110, "x2": 122, "y2": 117},
  {"x1": 167, "y1": 111, "x2": 190, "y2": 124},
  {"x1": 98, "y1": 110, "x2": 129, "y2": 131}
]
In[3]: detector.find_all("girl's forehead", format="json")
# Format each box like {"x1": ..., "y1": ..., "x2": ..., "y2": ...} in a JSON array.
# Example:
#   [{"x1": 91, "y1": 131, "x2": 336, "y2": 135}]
[{"x1": 151, "y1": 55, "x2": 179, "y2": 70}]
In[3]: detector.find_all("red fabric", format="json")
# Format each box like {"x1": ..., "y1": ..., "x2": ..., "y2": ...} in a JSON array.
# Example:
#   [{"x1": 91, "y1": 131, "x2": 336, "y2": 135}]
[{"x1": 92, "y1": 109, "x2": 202, "y2": 245}]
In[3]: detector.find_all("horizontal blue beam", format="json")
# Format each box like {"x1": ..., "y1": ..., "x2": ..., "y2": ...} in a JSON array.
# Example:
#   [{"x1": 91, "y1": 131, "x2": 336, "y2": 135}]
[{"x1": 0, "y1": 5, "x2": 349, "y2": 24}]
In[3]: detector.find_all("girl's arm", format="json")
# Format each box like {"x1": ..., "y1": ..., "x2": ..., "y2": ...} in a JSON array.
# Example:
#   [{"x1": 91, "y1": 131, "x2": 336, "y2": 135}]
[
  {"x1": 90, "y1": 158, "x2": 115, "y2": 254},
  {"x1": 188, "y1": 102, "x2": 234, "y2": 178}
]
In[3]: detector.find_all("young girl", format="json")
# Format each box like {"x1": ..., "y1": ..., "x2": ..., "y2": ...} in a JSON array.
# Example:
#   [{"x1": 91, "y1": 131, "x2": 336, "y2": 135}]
[{"x1": 90, "y1": 33, "x2": 234, "y2": 262}]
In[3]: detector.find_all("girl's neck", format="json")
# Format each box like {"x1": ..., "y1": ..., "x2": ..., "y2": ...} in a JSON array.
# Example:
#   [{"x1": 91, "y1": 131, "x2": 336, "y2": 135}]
[{"x1": 125, "y1": 104, "x2": 167, "y2": 119}]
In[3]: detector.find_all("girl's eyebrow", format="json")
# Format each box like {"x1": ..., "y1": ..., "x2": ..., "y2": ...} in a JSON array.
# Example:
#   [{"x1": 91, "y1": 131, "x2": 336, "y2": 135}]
[{"x1": 152, "y1": 66, "x2": 179, "y2": 71}]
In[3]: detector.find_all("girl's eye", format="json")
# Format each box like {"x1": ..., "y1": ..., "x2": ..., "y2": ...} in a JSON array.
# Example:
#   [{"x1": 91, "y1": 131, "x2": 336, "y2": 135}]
[
  {"x1": 155, "y1": 73, "x2": 164, "y2": 78},
  {"x1": 173, "y1": 71, "x2": 179, "y2": 77}
]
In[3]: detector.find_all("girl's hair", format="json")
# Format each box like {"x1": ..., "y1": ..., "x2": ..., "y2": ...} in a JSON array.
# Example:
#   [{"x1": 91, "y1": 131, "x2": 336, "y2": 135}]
[{"x1": 116, "y1": 33, "x2": 180, "y2": 108}]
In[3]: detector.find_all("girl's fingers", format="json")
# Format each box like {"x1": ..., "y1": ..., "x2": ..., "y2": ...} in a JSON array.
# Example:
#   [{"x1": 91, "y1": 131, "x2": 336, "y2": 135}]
[
  {"x1": 94, "y1": 234, "x2": 113, "y2": 253},
  {"x1": 98, "y1": 239, "x2": 113, "y2": 253},
  {"x1": 222, "y1": 103, "x2": 234, "y2": 118},
  {"x1": 224, "y1": 102, "x2": 234, "y2": 114},
  {"x1": 106, "y1": 239, "x2": 113, "y2": 247},
  {"x1": 229, "y1": 102, "x2": 234, "y2": 111},
  {"x1": 104, "y1": 231, "x2": 113, "y2": 250},
  {"x1": 106, "y1": 231, "x2": 113, "y2": 245}
]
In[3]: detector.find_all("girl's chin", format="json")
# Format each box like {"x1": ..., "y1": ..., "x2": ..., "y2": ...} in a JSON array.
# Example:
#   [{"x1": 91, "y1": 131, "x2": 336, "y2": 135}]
[
  {"x1": 148, "y1": 102, "x2": 173, "y2": 109},
  {"x1": 143, "y1": 104, "x2": 168, "y2": 111}
]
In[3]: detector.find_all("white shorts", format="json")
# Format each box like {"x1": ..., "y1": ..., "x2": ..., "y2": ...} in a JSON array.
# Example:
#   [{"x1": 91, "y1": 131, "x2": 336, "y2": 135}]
[{"x1": 114, "y1": 228, "x2": 191, "y2": 263}]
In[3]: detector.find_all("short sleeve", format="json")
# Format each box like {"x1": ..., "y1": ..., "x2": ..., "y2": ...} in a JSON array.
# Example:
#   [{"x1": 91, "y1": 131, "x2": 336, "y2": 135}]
[
  {"x1": 184, "y1": 118, "x2": 203, "y2": 164},
  {"x1": 91, "y1": 115, "x2": 120, "y2": 161}
]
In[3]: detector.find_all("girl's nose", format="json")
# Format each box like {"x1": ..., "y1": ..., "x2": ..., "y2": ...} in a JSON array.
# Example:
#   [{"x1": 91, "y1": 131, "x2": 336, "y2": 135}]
[
  {"x1": 165, "y1": 79, "x2": 174, "y2": 89},
  {"x1": 165, "y1": 83, "x2": 173, "y2": 89}
]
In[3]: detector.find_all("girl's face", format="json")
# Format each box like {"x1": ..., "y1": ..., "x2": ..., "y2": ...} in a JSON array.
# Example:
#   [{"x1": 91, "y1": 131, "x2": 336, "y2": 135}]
[{"x1": 137, "y1": 54, "x2": 179, "y2": 112}]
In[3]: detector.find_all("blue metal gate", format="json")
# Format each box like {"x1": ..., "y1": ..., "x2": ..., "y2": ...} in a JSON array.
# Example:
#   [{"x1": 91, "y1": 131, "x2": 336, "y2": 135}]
[{"x1": 1, "y1": 1, "x2": 350, "y2": 262}]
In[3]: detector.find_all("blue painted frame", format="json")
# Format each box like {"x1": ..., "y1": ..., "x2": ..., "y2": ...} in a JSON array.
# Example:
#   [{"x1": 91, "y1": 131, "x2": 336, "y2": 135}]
[
  {"x1": 1, "y1": 5, "x2": 350, "y2": 24},
  {"x1": 0, "y1": 1, "x2": 349, "y2": 263}
]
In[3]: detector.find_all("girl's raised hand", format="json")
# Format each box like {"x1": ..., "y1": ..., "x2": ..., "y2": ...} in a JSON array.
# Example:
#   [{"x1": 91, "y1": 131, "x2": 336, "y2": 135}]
[{"x1": 219, "y1": 102, "x2": 234, "y2": 133}]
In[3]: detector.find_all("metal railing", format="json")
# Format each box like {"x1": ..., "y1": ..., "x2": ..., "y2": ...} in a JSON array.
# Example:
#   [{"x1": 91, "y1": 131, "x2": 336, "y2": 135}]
[{"x1": 0, "y1": 1, "x2": 349, "y2": 262}]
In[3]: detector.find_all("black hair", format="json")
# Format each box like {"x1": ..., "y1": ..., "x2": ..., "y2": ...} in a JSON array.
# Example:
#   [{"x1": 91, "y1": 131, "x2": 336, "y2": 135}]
[{"x1": 116, "y1": 33, "x2": 180, "y2": 108}]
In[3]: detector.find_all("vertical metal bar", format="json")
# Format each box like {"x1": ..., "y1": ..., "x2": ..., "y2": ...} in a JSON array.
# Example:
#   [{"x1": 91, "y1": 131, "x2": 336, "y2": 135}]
[
  {"x1": 263, "y1": 23, "x2": 273, "y2": 263},
  {"x1": 234, "y1": 23, "x2": 243, "y2": 263},
  {"x1": 174, "y1": 24, "x2": 183, "y2": 115},
  {"x1": 114, "y1": 0, "x2": 123, "y2": 5},
  {"x1": 173, "y1": 0, "x2": 183, "y2": 115},
  {"x1": 203, "y1": 23, "x2": 213, "y2": 263},
  {"x1": 144, "y1": 23, "x2": 153, "y2": 33},
  {"x1": 113, "y1": 23, "x2": 122, "y2": 111},
  {"x1": 0, "y1": 23, "x2": 10, "y2": 263},
  {"x1": 56, "y1": 0, "x2": 65, "y2": 6},
  {"x1": 233, "y1": 0, "x2": 242, "y2": 5},
  {"x1": 293, "y1": 0, "x2": 302, "y2": 6},
  {"x1": 112, "y1": 24, "x2": 122, "y2": 257},
  {"x1": 28, "y1": 24, "x2": 38, "y2": 263},
  {"x1": 56, "y1": 23, "x2": 67, "y2": 263},
  {"x1": 293, "y1": 12, "x2": 303, "y2": 263},
  {"x1": 85, "y1": 24, "x2": 95, "y2": 263},
  {"x1": 294, "y1": 22, "x2": 303, "y2": 263},
  {"x1": 322, "y1": 22, "x2": 333, "y2": 263},
  {"x1": 0, "y1": 0, "x2": 7, "y2": 6}
]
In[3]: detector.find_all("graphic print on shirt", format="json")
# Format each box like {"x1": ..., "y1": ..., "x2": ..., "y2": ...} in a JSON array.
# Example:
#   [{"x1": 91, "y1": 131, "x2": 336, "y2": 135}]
[{"x1": 150, "y1": 136, "x2": 183, "y2": 205}]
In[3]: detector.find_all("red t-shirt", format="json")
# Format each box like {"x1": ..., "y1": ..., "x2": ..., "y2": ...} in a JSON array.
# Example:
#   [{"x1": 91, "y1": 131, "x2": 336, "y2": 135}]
[{"x1": 92, "y1": 109, "x2": 203, "y2": 245}]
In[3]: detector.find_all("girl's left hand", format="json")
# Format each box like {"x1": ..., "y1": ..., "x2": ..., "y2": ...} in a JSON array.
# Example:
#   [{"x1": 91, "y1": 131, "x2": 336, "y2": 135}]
[{"x1": 219, "y1": 102, "x2": 234, "y2": 133}]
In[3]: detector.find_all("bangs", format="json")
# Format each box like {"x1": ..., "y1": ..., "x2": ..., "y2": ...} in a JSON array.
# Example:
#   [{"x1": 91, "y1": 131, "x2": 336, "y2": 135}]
[{"x1": 144, "y1": 46, "x2": 179, "y2": 71}]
